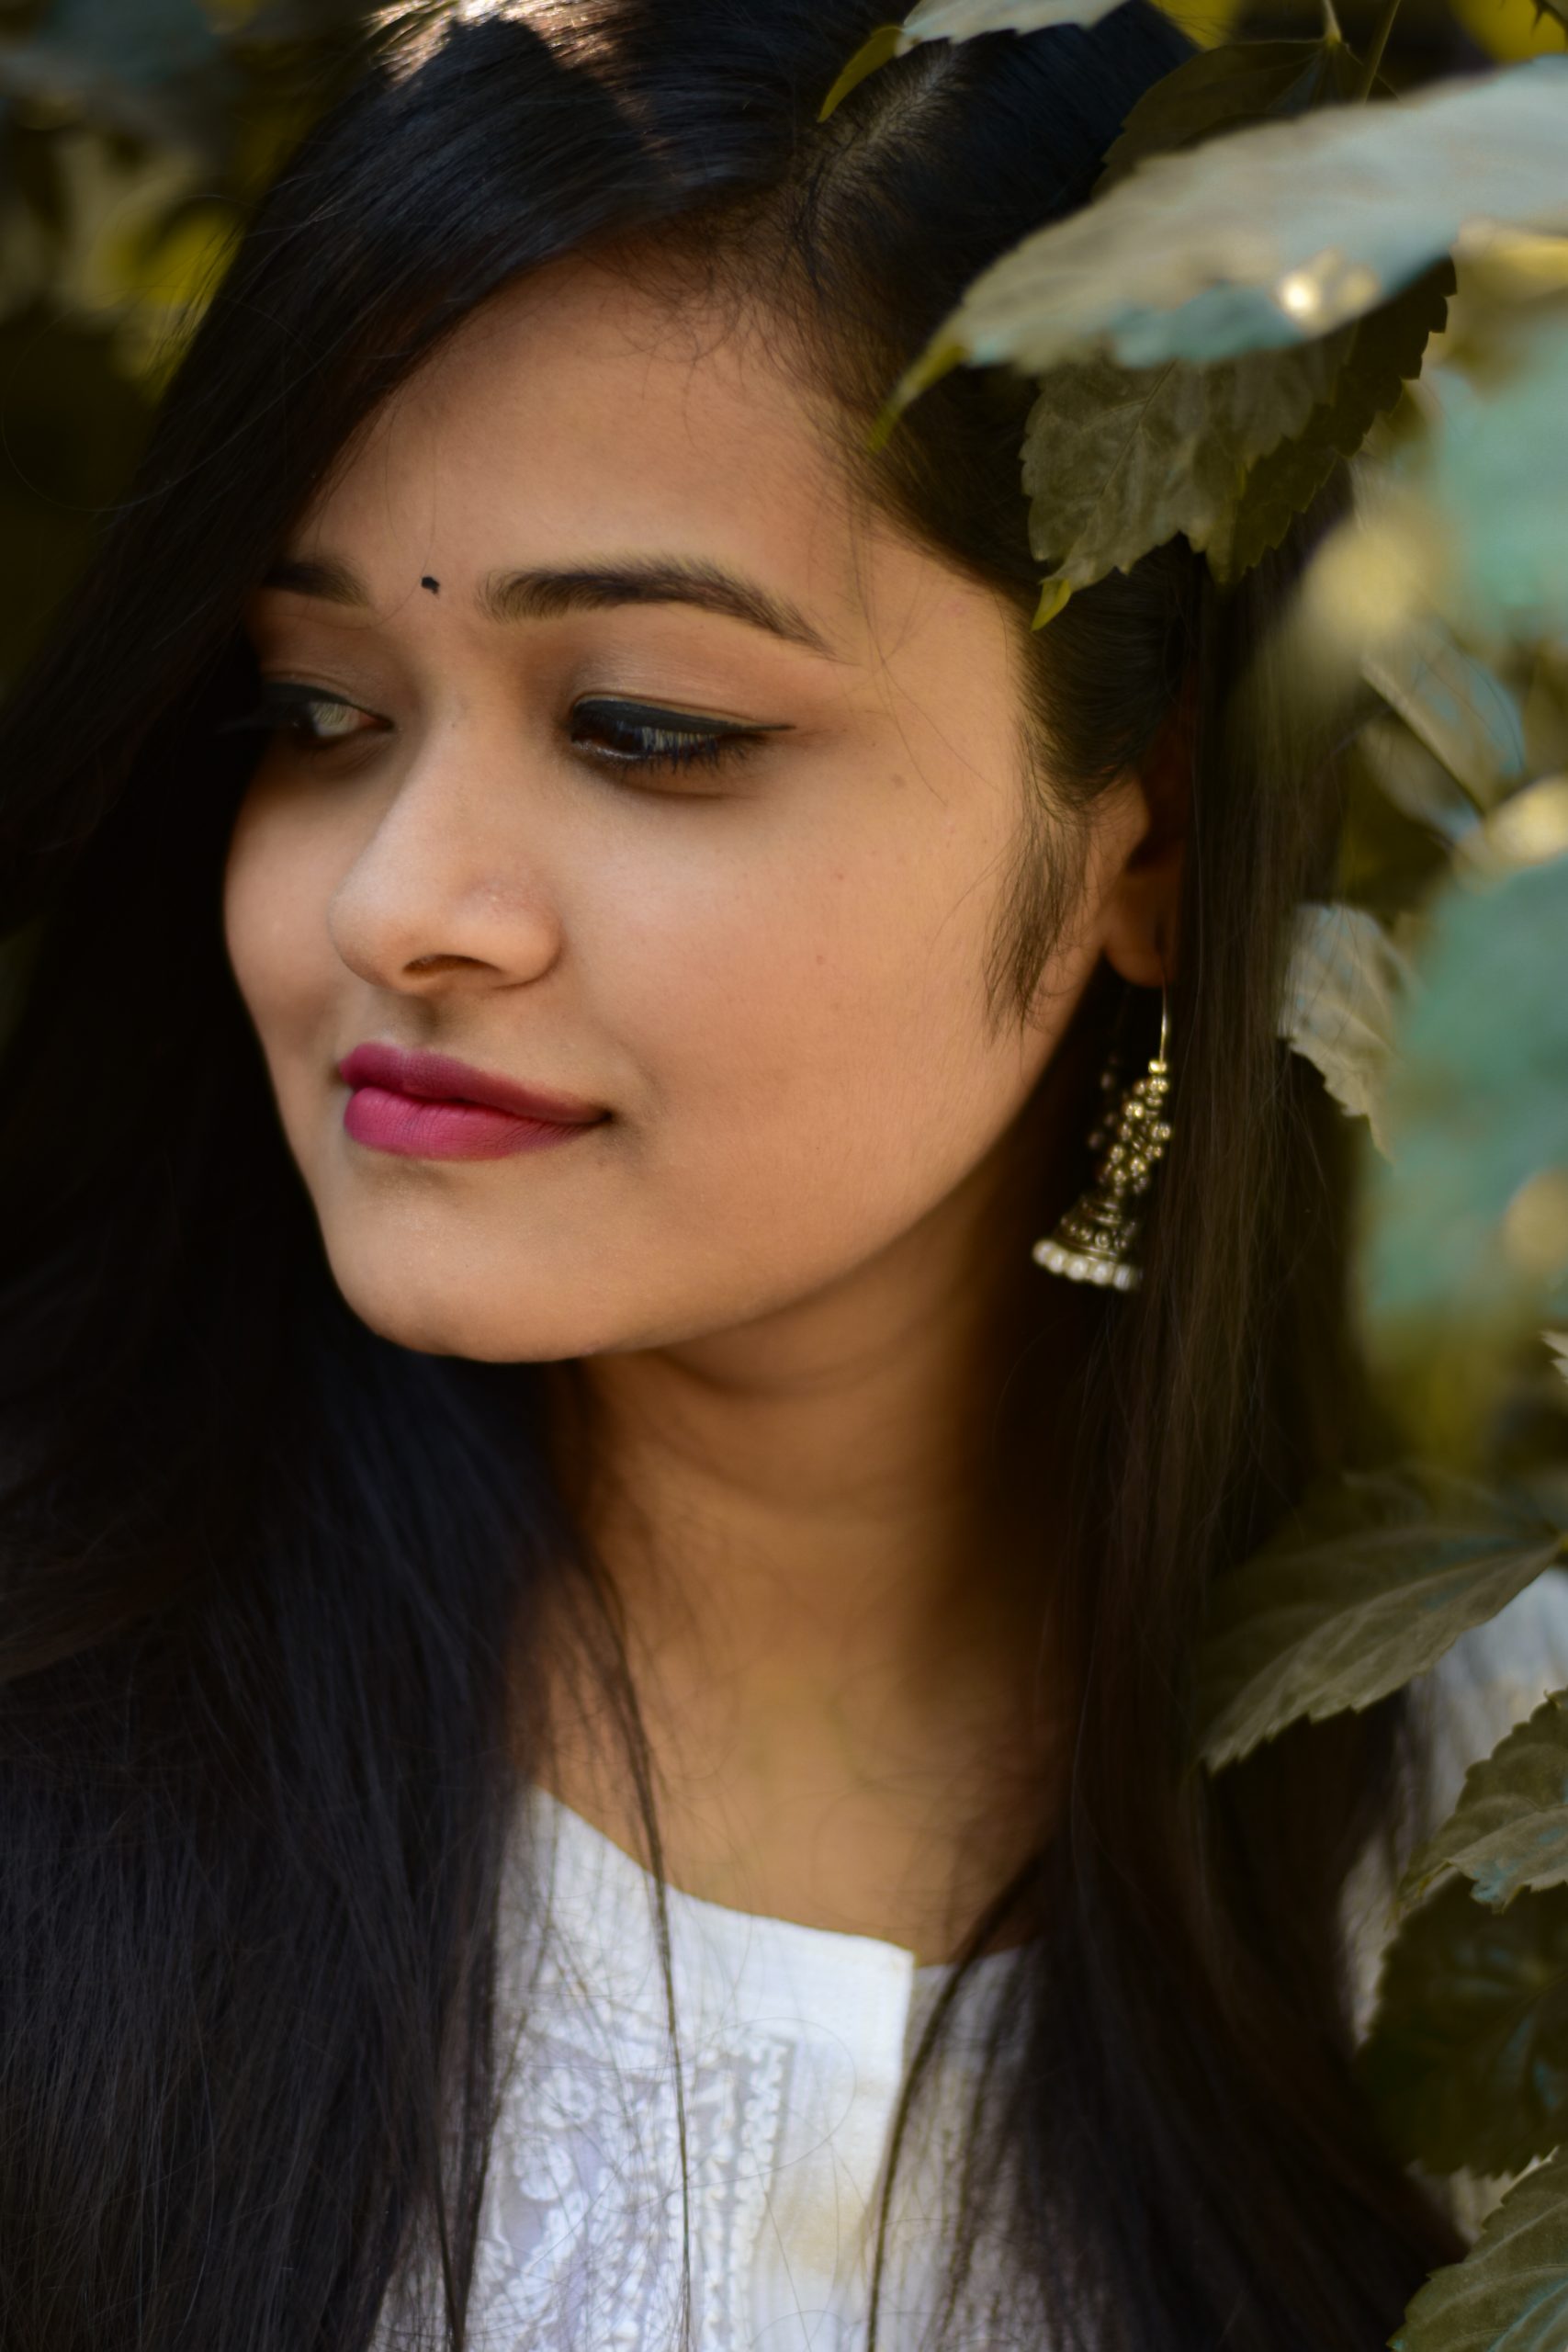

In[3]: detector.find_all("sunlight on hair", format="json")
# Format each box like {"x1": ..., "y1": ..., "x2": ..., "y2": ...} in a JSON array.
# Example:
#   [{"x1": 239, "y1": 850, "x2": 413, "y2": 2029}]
[
  {"x1": 374, "y1": 0, "x2": 518, "y2": 63},
  {"x1": 377, "y1": 0, "x2": 618, "y2": 76}
]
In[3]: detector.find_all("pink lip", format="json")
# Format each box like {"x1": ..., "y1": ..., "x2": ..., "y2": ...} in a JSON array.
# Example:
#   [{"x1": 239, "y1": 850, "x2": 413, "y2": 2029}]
[{"x1": 336, "y1": 1042, "x2": 608, "y2": 1161}]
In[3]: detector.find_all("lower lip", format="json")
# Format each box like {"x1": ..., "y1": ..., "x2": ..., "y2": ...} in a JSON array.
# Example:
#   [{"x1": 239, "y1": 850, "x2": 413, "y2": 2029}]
[{"x1": 343, "y1": 1084, "x2": 603, "y2": 1160}]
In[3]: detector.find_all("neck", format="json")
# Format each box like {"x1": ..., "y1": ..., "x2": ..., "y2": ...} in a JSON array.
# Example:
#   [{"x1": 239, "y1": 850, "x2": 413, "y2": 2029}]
[{"x1": 534, "y1": 1109, "x2": 1088, "y2": 1962}]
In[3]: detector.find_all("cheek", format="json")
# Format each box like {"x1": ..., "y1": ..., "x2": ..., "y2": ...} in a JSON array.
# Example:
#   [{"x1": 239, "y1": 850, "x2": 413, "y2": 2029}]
[{"x1": 607, "y1": 816, "x2": 1045, "y2": 1252}]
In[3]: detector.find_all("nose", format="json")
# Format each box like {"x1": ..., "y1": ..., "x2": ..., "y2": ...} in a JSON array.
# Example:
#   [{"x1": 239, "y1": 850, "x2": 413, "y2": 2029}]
[{"x1": 327, "y1": 714, "x2": 564, "y2": 996}]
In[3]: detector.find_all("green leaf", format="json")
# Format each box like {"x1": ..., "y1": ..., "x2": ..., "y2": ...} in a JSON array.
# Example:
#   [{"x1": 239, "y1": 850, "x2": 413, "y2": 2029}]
[
  {"x1": 1362, "y1": 1875, "x2": 1568, "y2": 2178},
  {"x1": 1362, "y1": 611, "x2": 1529, "y2": 814},
  {"x1": 1353, "y1": 713, "x2": 1483, "y2": 852},
  {"x1": 1094, "y1": 36, "x2": 1365, "y2": 196},
  {"x1": 1392, "y1": 2143, "x2": 1568, "y2": 2352},
  {"x1": 1402, "y1": 1691, "x2": 1568, "y2": 1914},
  {"x1": 1204, "y1": 258, "x2": 1454, "y2": 586},
  {"x1": 30, "y1": 0, "x2": 217, "y2": 86},
  {"x1": 1197, "y1": 1467, "x2": 1564, "y2": 1770},
  {"x1": 1032, "y1": 576, "x2": 1071, "y2": 628},
  {"x1": 892, "y1": 58, "x2": 1568, "y2": 389},
  {"x1": 818, "y1": 0, "x2": 1132, "y2": 115},
  {"x1": 1279, "y1": 902, "x2": 1409, "y2": 1158},
  {"x1": 1393, "y1": 307, "x2": 1568, "y2": 644},
  {"x1": 0, "y1": 0, "x2": 230, "y2": 155},
  {"x1": 818, "y1": 24, "x2": 902, "y2": 119},
  {"x1": 899, "y1": 0, "x2": 1132, "y2": 38},
  {"x1": 1361, "y1": 850, "x2": 1568, "y2": 1353},
  {"x1": 1018, "y1": 331, "x2": 1348, "y2": 593}
]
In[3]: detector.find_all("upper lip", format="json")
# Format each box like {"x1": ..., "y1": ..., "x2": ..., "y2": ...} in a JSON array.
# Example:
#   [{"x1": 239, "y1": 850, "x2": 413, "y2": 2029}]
[{"x1": 336, "y1": 1043, "x2": 608, "y2": 1125}]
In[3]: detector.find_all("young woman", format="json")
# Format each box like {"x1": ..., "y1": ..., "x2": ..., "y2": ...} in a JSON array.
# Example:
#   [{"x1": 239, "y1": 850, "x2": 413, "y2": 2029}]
[{"x1": 1, "y1": 1, "x2": 1543, "y2": 2345}]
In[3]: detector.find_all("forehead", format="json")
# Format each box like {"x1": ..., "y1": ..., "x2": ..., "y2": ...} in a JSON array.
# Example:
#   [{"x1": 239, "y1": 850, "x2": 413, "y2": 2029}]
[{"x1": 289, "y1": 255, "x2": 992, "y2": 664}]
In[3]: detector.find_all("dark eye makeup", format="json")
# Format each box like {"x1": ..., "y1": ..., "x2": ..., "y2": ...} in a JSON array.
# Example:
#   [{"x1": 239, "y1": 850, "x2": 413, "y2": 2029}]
[
  {"x1": 568, "y1": 695, "x2": 791, "y2": 775},
  {"x1": 220, "y1": 682, "x2": 790, "y2": 782}
]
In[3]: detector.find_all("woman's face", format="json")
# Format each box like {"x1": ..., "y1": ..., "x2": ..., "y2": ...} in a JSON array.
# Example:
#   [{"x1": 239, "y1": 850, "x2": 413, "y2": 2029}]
[{"x1": 224, "y1": 258, "x2": 1159, "y2": 1362}]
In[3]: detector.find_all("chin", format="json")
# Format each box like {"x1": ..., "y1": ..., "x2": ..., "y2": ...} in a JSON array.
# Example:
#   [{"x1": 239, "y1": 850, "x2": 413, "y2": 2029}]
[{"x1": 321, "y1": 1250, "x2": 585, "y2": 1364}]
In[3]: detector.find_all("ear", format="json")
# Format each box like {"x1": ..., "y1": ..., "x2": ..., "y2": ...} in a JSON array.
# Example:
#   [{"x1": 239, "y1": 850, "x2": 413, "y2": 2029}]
[{"x1": 1097, "y1": 664, "x2": 1193, "y2": 989}]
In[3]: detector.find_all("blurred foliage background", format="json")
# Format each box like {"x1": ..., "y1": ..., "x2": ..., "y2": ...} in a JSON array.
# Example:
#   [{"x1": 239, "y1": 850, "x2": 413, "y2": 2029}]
[
  {"x1": 0, "y1": 0, "x2": 1560, "y2": 690},
  {"x1": 0, "y1": 0, "x2": 376, "y2": 686}
]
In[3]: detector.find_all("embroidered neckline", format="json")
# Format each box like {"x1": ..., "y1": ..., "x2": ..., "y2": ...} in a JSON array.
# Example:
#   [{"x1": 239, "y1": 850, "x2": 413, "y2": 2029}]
[{"x1": 520, "y1": 1781, "x2": 1037, "y2": 1990}]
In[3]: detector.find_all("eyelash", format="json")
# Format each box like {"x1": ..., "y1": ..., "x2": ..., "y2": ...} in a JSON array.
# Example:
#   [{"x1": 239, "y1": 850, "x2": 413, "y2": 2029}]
[{"x1": 224, "y1": 683, "x2": 773, "y2": 784}]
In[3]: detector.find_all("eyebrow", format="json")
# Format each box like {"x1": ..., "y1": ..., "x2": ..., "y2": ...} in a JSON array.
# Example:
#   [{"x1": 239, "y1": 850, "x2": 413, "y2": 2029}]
[{"x1": 257, "y1": 551, "x2": 838, "y2": 659}]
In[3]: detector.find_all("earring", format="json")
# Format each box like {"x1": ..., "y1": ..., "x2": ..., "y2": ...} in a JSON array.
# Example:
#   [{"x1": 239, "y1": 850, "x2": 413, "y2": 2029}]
[{"x1": 1032, "y1": 991, "x2": 1173, "y2": 1293}]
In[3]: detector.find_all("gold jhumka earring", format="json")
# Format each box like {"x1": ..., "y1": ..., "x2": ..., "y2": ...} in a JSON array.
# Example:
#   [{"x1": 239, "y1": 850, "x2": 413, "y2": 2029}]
[{"x1": 1032, "y1": 990, "x2": 1173, "y2": 1294}]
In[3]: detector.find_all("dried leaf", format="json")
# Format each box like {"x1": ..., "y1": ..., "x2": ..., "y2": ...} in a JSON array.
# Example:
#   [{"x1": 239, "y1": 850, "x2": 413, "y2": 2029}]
[
  {"x1": 1392, "y1": 2143, "x2": 1568, "y2": 2352},
  {"x1": 895, "y1": 59, "x2": 1568, "y2": 386},
  {"x1": 1402, "y1": 1692, "x2": 1568, "y2": 1911},
  {"x1": 1197, "y1": 1467, "x2": 1564, "y2": 1770},
  {"x1": 1362, "y1": 1874, "x2": 1568, "y2": 2178},
  {"x1": 1279, "y1": 901, "x2": 1409, "y2": 1159}
]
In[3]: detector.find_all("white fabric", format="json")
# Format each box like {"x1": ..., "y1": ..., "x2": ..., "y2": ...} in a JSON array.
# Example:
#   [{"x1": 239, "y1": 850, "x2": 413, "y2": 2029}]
[
  {"x1": 380, "y1": 1568, "x2": 1568, "y2": 2351},
  {"x1": 457, "y1": 1788, "x2": 1032, "y2": 2352}
]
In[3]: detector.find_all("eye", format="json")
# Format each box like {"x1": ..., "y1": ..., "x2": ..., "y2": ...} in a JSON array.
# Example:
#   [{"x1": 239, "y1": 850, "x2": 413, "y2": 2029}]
[
  {"x1": 221, "y1": 681, "x2": 387, "y2": 753},
  {"x1": 569, "y1": 696, "x2": 785, "y2": 785}
]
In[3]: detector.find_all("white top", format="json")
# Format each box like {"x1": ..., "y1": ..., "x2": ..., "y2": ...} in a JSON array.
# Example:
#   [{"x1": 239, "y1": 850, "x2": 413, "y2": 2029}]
[
  {"x1": 480, "y1": 1789, "x2": 1043, "y2": 2352},
  {"x1": 378, "y1": 1571, "x2": 1568, "y2": 2352}
]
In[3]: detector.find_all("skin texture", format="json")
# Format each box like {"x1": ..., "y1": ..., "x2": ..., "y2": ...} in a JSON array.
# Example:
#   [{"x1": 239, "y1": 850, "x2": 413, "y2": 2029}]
[{"x1": 224, "y1": 256, "x2": 1182, "y2": 1959}]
